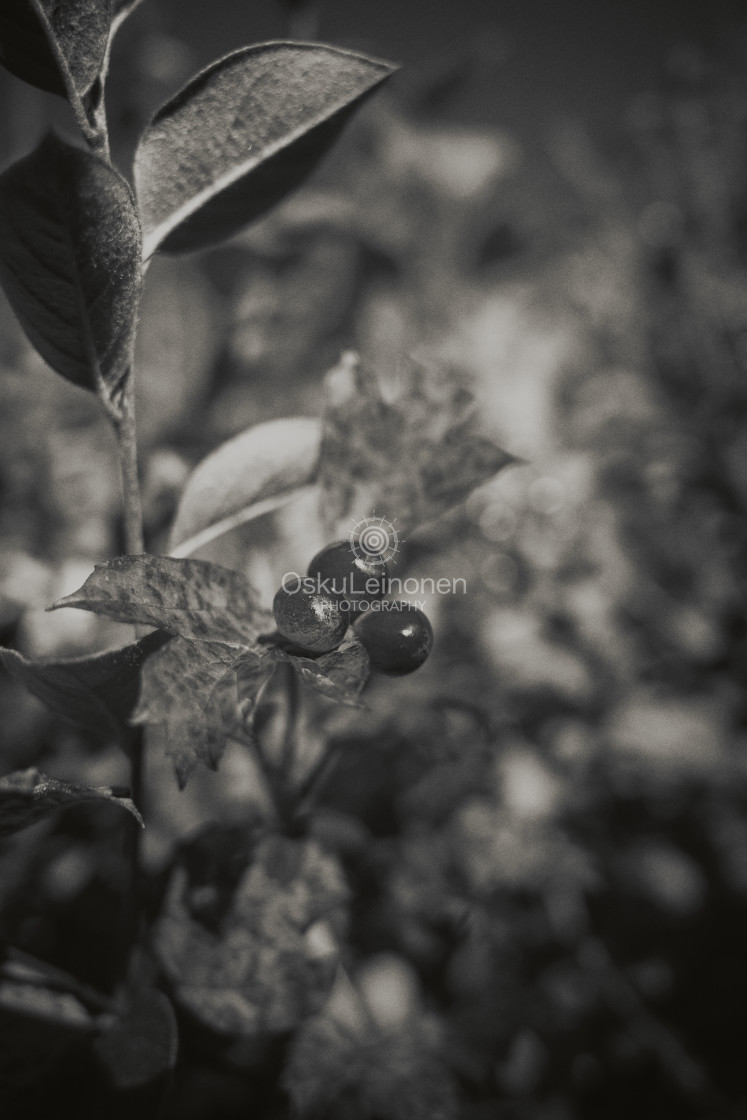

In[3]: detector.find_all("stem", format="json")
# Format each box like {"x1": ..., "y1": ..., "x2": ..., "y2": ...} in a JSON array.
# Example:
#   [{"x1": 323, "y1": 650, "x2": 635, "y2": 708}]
[
  {"x1": 271, "y1": 662, "x2": 302, "y2": 824},
  {"x1": 279, "y1": 661, "x2": 300, "y2": 779},
  {"x1": 114, "y1": 383, "x2": 144, "y2": 555},
  {"x1": 111, "y1": 382, "x2": 145, "y2": 979},
  {"x1": 119, "y1": 726, "x2": 146, "y2": 986},
  {"x1": 296, "y1": 740, "x2": 342, "y2": 816}
]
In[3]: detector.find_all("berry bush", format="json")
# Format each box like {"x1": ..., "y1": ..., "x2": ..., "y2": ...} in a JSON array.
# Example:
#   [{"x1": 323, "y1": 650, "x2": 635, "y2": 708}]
[{"x1": 1, "y1": 4, "x2": 747, "y2": 1119}]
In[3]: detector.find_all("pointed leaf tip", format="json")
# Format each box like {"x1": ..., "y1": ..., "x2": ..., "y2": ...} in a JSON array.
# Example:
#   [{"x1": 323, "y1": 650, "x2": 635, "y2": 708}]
[
  {"x1": 0, "y1": 767, "x2": 143, "y2": 839},
  {"x1": 135, "y1": 41, "x2": 397, "y2": 256},
  {"x1": 51, "y1": 554, "x2": 271, "y2": 646},
  {"x1": 0, "y1": 631, "x2": 169, "y2": 751},
  {"x1": 0, "y1": 0, "x2": 111, "y2": 99}
]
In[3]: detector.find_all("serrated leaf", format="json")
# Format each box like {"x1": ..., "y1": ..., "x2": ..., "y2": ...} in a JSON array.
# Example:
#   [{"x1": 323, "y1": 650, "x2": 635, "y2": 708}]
[
  {"x1": 132, "y1": 637, "x2": 272, "y2": 787},
  {"x1": 134, "y1": 42, "x2": 397, "y2": 257},
  {"x1": 0, "y1": 767, "x2": 143, "y2": 840},
  {"x1": 0, "y1": 0, "x2": 110, "y2": 99},
  {"x1": 0, "y1": 132, "x2": 142, "y2": 413},
  {"x1": 319, "y1": 352, "x2": 518, "y2": 536},
  {"x1": 154, "y1": 836, "x2": 348, "y2": 1035},
  {"x1": 169, "y1": 416, "x2": 321, "y2": 558},
  {"x1": 93, "y1": 990, "x2": 177, "y2": 1092},
  {"x1": 0, "y1": 630, "x2": 169, "y2": 750},
  {"x1": 279, "y1": 637, "x2": 369, "y2": 707},
  {"x1": 51, "y1": 554, "x2": 272, "y2": 646}
]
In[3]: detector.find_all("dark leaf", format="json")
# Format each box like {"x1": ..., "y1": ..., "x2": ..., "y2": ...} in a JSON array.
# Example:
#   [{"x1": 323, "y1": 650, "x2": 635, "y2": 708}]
[
  {"x1": 0, "y1": 975, "x2": 95, "y2": 1029},
  {"x1": 134, "y1": 42, "x2": 397, "y2": 256},
  {"x1": 154, "y1": 835, "x2": 348, "y2": 1034},
  {"x1": 51, "y1": 554, "x2": 272, "y2": 646},
  {"x1": 132, "y1": 637, "x2": 269, "y2": 787},
  {"x1": 0, "y1": 630, "x2": 169, "y2": 750},
  {"x1": 319, "y1": 352, "x2": 518, "y2": 536},
  {"x1": 0, "y1": 132, "x2": 142, "y2": 413},
  {"x1": 0, "y1": 767, "x2": 143, "y2": 840},
  {"x1": 280, "y1": 637, "x2": 369, "y2": 707},
  {"x1": 0, "y1": 0, "x2": 110, "y2": 99},
  {"x1": 1, "y1": 944, "x2": 114, "y2": 1017},
  {"x1": 168, "y1": 416, "x2": 321, "y2": 557},
  {"x1": 93, "y1": 990, "x2": 177, "y2": 1092}
]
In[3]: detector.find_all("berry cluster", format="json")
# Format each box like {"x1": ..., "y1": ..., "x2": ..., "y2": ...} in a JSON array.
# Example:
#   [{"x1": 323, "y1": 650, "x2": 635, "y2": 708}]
[{"x1": 272, "y1": 540, "x2": 433, "y2": 675}]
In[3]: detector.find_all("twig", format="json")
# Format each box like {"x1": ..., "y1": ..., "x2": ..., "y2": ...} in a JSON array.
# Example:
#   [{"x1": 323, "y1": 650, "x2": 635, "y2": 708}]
[
  {"x1": 279, "y1": 660, "x2": 300, "y2": 781},
  {"x1": 111, "y1": 382, "x2": 146, "y2": 979},
  {"x1": 113, "y1": 384, "x2": 144, "y2": 556}
]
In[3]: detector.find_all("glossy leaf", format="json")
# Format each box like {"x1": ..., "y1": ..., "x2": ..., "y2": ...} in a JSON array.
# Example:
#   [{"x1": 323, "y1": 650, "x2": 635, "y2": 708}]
[
  {"x1": 132, "y1": 637, "x2": 270, "y2": 787},
  {"x1": 154, "y1": 836, "x2": 348, "y2": 1034},
  {"x1": 0, "y1": 132, "x2": 142, "y2": 413},
  {"x1": 0, "y1": 767, "x2": 143, "y2": 840},
  {"x1": 51, "y1": 554, "x2": 272, "y2": 646},
  {"x1": 319, "y1": 352, "x2": 518, "y2": 536},
  {"x1": 0, "y1": 630, "x2": 169, "y2": 750},
  {"x1": 0, "y1": 0, "x2": 110, "y2": 99},
  {"x1": 134, "y1": 42, "x2": 397, "y2": 257},
  {"x1": 169, "y1": 416, "x2": 321, "y2": 557}
]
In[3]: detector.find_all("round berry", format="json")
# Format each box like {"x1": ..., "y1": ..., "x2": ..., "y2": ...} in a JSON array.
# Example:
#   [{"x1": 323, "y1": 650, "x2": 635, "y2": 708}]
[
  {"x1": 307, "y1": 540, "x2": 387, "y2": 615},
  {"x1": 354, "y1": 603, "x2": 433, "y2": 675},
  {"x1": 273, "y1": 585, "x2": 348, "y2": 653}
]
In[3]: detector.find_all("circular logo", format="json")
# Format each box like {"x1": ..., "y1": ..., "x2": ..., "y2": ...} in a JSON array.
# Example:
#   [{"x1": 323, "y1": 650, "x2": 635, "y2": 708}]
[{"x1": 349, "y1": 514, "x2": 400, "y2": 566}]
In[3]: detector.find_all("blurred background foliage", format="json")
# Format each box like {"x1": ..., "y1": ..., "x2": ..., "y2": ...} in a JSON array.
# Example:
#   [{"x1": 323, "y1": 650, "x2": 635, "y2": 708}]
[{"x1": 3, "y1": 1, "x2": 747, "y2": 1117}]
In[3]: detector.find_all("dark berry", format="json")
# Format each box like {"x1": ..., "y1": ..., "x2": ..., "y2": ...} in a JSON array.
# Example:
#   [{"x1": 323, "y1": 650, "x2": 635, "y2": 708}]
[
  {"x1": 273, "y1": 585, "x2": 348, "y2": 653},
  {"x1": 307, "y1": 540, "x2": 387, "y2": 614},
  {"x1": 354, "y1": 603, "x2": 433, "y2": 675}
]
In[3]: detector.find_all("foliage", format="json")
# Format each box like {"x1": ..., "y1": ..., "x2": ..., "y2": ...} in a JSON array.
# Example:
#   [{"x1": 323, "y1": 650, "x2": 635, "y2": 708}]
[{"x1": 2, "y1": 5, "x2": 747, "y2": 1120}]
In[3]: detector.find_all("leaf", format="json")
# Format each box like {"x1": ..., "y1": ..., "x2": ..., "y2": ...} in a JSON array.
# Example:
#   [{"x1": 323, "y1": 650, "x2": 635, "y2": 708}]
[
  {"x1": 93, "y1": 990, "x2": 177, "y2": 1092},
  {"x1": 134, "y1": 42, "x2": 397, "y2": 257},
  {"x1": 319, "y1": 352, "x2": 518, "y2": 537},
  {"x1": 284, "y1": 996, "x2": 458, "y2": 1120},
  {"x1": 0, "y1": 767, "x2": 143, "y2": 840},
  {"x1": 0, "y1": 974, "x2": 95, "y2": 1029},
  {"x1": 0, "y1": 630, "x2": 169, "y2": 750},
  {"x1": 132, "y1": 638, "x2": 273, "y2": 787},
  {"x1": 1, "y1": 944, "x2": 114, "y2": 1017},
  {"x1": 111, "y1": 0, "x2": 145, "y2": 35},
  {"x1": 0, "y1": 132, "x2": 142, "y2": 413},
  {"x1": 51, "y1": 554, "x2": 273, "y2": 646},
  {"x1": 0, "y1": 0, "x2": 110, "y2": 99},
  {"x1": 279, "y1": 637, "x2": 369, "y2": 707},
  {"x1": 154, "y1": 835, "x2": 348, "y2": 1035},
  {"x1": 168, "y1": 416, "x2": 321, "y2": 558}
]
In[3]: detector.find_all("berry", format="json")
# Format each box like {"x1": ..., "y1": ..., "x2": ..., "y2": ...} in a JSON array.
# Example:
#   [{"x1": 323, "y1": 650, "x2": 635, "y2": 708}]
[
  {"x1": 307, "y1": 539, "x2": 387, "y2": 615},
  {"x1": 354, "y1": 603, "x2": 433, "y2": 675},
  {"x1": 273, "y1": 585, "x2": 348, "y2": 653}
]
